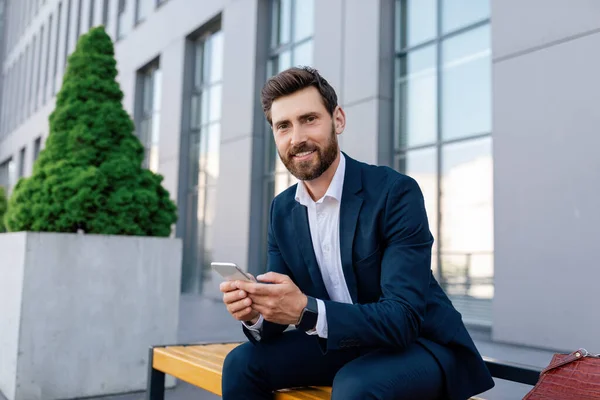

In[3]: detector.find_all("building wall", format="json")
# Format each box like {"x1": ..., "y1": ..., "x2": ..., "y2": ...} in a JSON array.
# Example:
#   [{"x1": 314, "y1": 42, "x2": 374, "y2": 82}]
[
  {"x1": 492, "y1": 0, "x2": 600, "y2": 351},
  {"x1": 2, "y1": 0, "x2": 594, "y2": 354}
]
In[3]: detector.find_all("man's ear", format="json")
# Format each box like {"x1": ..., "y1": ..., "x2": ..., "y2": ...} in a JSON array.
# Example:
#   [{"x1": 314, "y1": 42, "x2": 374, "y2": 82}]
[{"x1": 333, "y1": 106, "x2": 346, "y2": 134}]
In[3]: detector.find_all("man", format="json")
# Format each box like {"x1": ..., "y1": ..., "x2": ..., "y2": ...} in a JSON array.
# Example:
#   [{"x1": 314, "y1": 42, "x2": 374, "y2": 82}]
[{"x1": 220, "y1": 66, "x2": 494, "y2": 400}]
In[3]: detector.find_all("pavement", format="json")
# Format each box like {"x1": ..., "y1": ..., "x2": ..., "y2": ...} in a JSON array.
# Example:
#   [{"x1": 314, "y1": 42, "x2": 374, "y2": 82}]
[{"x1": 0, "y1": 286, "x2": 558, "y2": 400}]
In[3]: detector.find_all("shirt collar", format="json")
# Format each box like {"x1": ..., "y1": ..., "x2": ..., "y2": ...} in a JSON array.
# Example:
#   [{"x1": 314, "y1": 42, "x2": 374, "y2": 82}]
[{"x1": 295, "y1": 152, "x2": 346, "y2": 205}]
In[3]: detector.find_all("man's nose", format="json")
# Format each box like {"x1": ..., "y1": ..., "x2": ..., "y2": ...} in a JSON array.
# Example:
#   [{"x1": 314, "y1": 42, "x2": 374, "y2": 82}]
[{"x1": 290, "y1": 125, "x2": 308, "y2": 146}]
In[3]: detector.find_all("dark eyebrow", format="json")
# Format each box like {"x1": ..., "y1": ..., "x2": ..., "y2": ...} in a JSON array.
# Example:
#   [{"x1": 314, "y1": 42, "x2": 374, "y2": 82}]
[
  {"x1": 273, "y1": 112, "x2": 321, "y2": 127},
  {"x1": 298, "y1": 112, "x2": 319, "y2": 120},
  {"x1": 273, "y1": 118, "x2": 290, "y2": 127}
]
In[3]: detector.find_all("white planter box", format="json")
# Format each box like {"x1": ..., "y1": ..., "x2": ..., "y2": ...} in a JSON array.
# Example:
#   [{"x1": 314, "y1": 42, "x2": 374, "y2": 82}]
[{"x1": 0, "y1": 232, "x2": 182, "y2": 400}]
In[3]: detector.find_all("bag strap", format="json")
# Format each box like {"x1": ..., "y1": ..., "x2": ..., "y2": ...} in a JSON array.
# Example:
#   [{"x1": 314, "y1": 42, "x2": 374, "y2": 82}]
[{"x1": 541, "y1": 348, "x2": 600, "y2": 375}]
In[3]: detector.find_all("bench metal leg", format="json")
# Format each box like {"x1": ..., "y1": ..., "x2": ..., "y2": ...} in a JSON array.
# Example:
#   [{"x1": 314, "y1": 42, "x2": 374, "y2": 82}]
[{"x1": 147, "y1": 347, "x2": 165, "y2": 400}]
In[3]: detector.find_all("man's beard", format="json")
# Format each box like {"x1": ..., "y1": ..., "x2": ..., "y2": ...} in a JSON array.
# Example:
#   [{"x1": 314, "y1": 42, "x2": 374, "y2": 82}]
[{"x1": 278, "y1": 124, "x2": 339, "y2": 181}]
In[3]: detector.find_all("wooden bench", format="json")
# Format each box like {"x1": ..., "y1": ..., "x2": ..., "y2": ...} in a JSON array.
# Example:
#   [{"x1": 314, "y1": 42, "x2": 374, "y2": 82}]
[{"x1": 146, "y1": 342, "x2": 542, "y2": 400}]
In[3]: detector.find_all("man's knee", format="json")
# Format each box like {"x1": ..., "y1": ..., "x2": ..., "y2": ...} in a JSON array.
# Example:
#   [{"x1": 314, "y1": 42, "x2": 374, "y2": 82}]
[
  {"x1": 331, "y1": 367, "x2": 376, "y2": 400},
  {"x1": 222, "y1": 343, "x2": 260, "y2": 388}
]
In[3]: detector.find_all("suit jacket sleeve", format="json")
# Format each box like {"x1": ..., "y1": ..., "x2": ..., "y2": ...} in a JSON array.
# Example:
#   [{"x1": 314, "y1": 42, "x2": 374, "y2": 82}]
[
  {"x1": 322, "y1": 175, "x2": 433, "y2": 351},
  {"x1": 243, "y1": 198, "x2": 290, "y2": 343}
]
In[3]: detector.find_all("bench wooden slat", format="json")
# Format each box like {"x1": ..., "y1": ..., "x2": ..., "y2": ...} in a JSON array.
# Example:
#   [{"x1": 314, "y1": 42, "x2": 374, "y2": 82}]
[
  {"x1": 150, "y1": 342, "x2": 486, "y2": 399},
  {"x1": 152, "y1": 343, "x2": 331, "y2": 399},
  {"x1": 275, "y1": 387, "x2": 331, "y2": 400},
  {"x1": 153, "y1": 347, "x2": 224, "y2": 395},
  {"x1": 167, "y1": 347, "x2": 229, "y2": 368}
]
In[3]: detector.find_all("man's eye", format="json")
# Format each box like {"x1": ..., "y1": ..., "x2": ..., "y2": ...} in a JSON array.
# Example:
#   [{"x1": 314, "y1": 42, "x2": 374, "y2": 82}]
[
  {"x1": 306, "y1": 116, "x2": 316, "y2": 122},
  {"x1": 278, "y1": 123, "x2": 288, "y2": 130}
]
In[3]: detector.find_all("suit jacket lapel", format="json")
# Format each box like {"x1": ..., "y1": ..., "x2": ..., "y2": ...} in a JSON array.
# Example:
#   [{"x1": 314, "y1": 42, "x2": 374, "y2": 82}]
[
  {"x1": 292, "y1": 204, "x2": 330, "y2": 300},
  {"x1": 339, "y1": 154, "x2": 362, "y2": 304}
]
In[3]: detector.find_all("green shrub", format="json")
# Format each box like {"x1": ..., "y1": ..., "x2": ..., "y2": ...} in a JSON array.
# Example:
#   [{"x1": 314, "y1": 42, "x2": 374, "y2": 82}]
[
  {"x1": 4, "y1": 26, "x2": 177, "y2": 236},
  {"x1": 0, "y1": 186, "x2": 7, "y2": 233}
]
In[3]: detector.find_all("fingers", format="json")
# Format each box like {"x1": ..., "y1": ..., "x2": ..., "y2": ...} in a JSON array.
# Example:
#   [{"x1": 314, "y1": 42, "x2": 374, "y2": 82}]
[
  {"x1": 235, "y1": 281, "x2": 276, "y2": 295},
  {"x1": 256, "y1": 272, "x2": 289, "y2": 284},
  {"x1": 247, "y1": 294, "x2": 272, "y2": 307},
  {"x1": 227, "y1": 297, "x2": 252, "y2": 315},
  {"x1": 219, "y1": 280, "x2": 237, "y2": 293},
  {"x1": 223, "y1": 289, "x2": 248, "y2": 305},
  {"x1": 232, "y1": 305, "x2": 255, "y2": 321}
]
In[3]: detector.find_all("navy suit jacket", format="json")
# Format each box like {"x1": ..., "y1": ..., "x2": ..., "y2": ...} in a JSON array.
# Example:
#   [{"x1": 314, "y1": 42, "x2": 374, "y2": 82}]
[{"x1": 244, "y1": 153, "x2": 495, "y2": 400}]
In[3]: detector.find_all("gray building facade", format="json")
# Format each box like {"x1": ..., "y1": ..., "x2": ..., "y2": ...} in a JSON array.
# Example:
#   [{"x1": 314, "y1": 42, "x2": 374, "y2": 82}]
[{"x1": 0, "y1": 0, "x2": 597, "y2": 356}]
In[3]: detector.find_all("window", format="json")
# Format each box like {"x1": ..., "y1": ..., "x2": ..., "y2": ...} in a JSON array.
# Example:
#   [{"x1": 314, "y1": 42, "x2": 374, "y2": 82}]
[
  {"x1": 88, "y1": 0, "x2": 95, "y2": 29},
  {"x1": 20, "y1": 48, "x2": 29, "y2": 123},
  {"x1": 135, "y1": 0, "x2": 152, "y2": 23},
  {"x1": 53, "y1": 2, "x2": 62, "y2": 94},
  {"x1": 44, "y1": 13, "x2": 53, "y2": 103},
  {"x1": 18, "y1": 147, "x2": 26, "y2": 178},
  {"x1": 63, "y1": 0, "x2": 72, "y2": 68},
  {"x1": 76, "y1": 0, "x2": 82, "y2": 37},
  {"x1": 259, "y1": 0, "x2": 315, "y2": 269},
  {"x1": 135, "y1": 60, "x2": 161, "y2": 172},
  {"x1": 0, "y1": 157, "x2": 16, "y2": 195},
  {"x1": 16, "y1": 53, "x2": 24, "y2": 125},
  {"x1": 102, "y1": 0, "x2": 109, "y2": 28},
  {"x1": 36, "y1": 24, "x2": 44, "y2": 110},
  {"x1": 117, "y1": 0, "x2": 129, "y2": 39},
  {"x1": 33, "y1": 137, "x2": 42, "y2": 162},
  {"x1": 27, "y1": 35, "x2": 40, "y2": 113},
  {"x1": 180, "y1": 27, "x2": 223, "y2": 294},
  {"x1": 394, "y1": 0, "x2": 492, "y2": 326}
]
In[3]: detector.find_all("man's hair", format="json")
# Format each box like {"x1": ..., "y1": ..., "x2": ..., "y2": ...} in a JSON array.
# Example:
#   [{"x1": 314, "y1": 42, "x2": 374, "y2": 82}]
[{"x1": 261, "y1": 66, "x2": 338, "y2": 125}]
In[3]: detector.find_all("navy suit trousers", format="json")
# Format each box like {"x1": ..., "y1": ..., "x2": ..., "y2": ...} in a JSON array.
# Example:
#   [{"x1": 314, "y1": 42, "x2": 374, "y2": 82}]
[{"x1": 222, "y1": 329, "x2": 444, "y2": 400}]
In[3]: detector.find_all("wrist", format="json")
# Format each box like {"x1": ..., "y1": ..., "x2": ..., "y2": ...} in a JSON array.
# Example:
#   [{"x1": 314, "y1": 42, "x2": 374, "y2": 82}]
[
  {"x1": 296, "y1": 295, "x2": 318, "y2": 332},
  {"x1": 296, "y1": 294, "x2": 308, "y2": 323}
]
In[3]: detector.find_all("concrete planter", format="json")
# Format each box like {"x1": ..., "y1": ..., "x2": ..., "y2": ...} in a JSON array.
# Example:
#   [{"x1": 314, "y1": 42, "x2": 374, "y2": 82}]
[{"x1": 0, "y1": 232, "x2": 181, "y2": 400}]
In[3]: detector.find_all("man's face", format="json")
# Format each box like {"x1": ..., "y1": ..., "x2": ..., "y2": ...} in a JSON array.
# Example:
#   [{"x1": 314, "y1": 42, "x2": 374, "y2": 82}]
[{"x1": 270, "y1": 87, "x2": 342, "y2": 181}]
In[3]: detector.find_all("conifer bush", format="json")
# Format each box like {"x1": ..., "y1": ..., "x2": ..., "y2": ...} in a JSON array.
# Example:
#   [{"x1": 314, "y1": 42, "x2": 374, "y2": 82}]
[{"x1": 4, "y1": 26, "x2": 177, "y2": 236}]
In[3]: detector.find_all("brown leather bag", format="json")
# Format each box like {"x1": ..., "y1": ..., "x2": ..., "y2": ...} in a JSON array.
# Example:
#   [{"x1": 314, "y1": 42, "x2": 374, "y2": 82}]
[{"x1": 523, "y1": 348, "x2": 600, "y2": 399}]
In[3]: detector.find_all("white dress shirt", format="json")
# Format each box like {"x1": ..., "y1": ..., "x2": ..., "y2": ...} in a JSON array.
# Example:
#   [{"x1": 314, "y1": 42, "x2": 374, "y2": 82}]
[{"x1": 244, "y1": 153, "x2": 353, "y2": 339}]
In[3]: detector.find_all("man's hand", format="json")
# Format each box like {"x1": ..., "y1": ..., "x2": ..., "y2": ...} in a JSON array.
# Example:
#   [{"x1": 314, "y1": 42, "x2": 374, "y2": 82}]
[
  {"x1": 220, "y1": 279, "x2": 260, "y2": 324},
  {"x1": 234, "y1": 272, "x2": 307, "y2": 325}
]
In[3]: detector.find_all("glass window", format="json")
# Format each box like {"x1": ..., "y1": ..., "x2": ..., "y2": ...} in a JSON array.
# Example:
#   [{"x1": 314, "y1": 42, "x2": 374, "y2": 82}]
[
  {"x1": 0, "y1": 157, "x2": 16, "y2": 195},
  {"x1": 102, "y1": 0, "x2": 109, "y2": 27},
  {"x1": 394, "y1": 1, "x2": 492, "y2": 326},
  {"x1": 397, "y1": 147, "x2": 438, "y2": 247},
  {"x1": 34, "y1": 137, "x2": 42, "y2": 162},
  {"x1": 117, "y1": 0, "x2": 129, "y2": 39},
  {"x1": 271, "y1": 0, "x2": 291, "y2": 48},
  {"x1": 258, "y1": 0, "x2": 316, "y2": 271},
  {"x1": 18, "y1": 147, "x2": 26, "y2": 178},
  {"x1": 293, "y1": 0, "x2": 313, "y2": 42},
  {"x1": 395, "y1": 0, "x2": 436, "y2": 50},
  {"x1": 53, "y1": 2, "x2": 62, "y2": 95},
  {"x1": 135, "y1": 0, "x2": 152, "y2": 23},
  {"x1": 89, "y1": 0, "x2": 95, "y2": 28},
  {"x1": 442, "y1": 25, "x2": 491, "y2": 141},
  {"x1": 36, "y1": 24, "x2": 44, "y2": 111},
  {"x1": 440, "y1": 137, "x2": 493, "y2": 299},
  {"x1": 442, "y1": 0, "x2": 490, "y2": 34},
  {"x1": 395, "y1": 45, "x2": 437, "y2": 149},
  {"x1": 44, "y1": 14, "x2": 53, "y2": 104},
  {"x1": 265, "y1": 0, "x2": 315, "y2": 196},
  {"x1": 181, "y1": 28, "x2": 223, "y2": 294},
  {"x1": 136, "y1": 61, "x2": 161, "y2": 172},
  {"x1": 292, "y1": 39, "x2": 312, "y2": 67},
  {"x1": 76, "y1": 0, "x2": 82, "y2": 36},
  {"x1": 63, "y1": 0, "x2": 72, "y2": 68}
]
